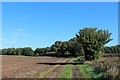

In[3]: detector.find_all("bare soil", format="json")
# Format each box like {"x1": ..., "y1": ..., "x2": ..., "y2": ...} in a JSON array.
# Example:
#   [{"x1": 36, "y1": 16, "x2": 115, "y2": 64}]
[
  {"x1": 2, "y1": 56, "x2": 65, "y2": 78},
  {"x1": 45, "y1": 58, "x2": 70, "y2": 78},
  {"x1": 72, "y1": 65, "x2": 81, "y2": 78}
]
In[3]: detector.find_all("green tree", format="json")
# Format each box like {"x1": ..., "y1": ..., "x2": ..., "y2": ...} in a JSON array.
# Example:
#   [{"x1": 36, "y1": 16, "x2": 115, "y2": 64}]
[
  {"x1": 7, "y1": 48, "x2": 13, "y2": 55},
  {"x1": 12, "y1": 48, "x2": 17, "y2": 55},
  {"x1": 54, "y1": 41, "x2": 63, "y2": 53},
  {"x1": 0, "y1": 49, "x2": 2, "y2": 55},
  {"x1": 16, "y1": 48, "x2": 23, "y2": 56},
  {"x1": 51, "y1": 44, "x2": 56, "y2": 52},
  {"x1": 45, "y1": 47, "x2": 51, "y2": 52},
  {"x1": 22, "y1": 47, "x2": 34, "y2": 56},
  {"x1": 34, "y1": 48, "x2": 41, "y2": 56},
  {"x1": 76, "y1": 27, "x2": 113, "y2": 60},
  {"x1": 2, "y1": 49, "x2": 8, "y2": 55},
  {"x1": 68, "y1": 37, "x2": 84, "y2": 57}
]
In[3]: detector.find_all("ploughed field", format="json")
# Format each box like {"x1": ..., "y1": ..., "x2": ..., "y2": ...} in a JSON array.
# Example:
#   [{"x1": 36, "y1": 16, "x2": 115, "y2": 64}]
[
  {"x1": 2, "y1": 56, "x2": 66, "y2": 78},
  {"x1": 2, "y1": 55, "x2": 106, "y2": 79}
]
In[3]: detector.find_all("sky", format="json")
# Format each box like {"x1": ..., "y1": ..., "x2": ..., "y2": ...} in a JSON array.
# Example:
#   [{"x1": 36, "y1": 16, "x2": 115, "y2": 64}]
[{"x1": 2, "y1": 2, "x2": 118, "y2": 50}]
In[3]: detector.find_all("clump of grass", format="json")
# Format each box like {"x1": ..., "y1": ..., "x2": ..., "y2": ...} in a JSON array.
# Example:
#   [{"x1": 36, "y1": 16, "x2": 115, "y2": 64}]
[{"x1": 85, "y1": 54, "x2": 120, "y2": 79}]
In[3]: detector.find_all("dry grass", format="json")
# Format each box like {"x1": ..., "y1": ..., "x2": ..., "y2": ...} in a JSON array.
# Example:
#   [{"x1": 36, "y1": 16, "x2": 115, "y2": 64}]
[{"x1": 85, "y1": 54, "x2": 120, "y2": 79}]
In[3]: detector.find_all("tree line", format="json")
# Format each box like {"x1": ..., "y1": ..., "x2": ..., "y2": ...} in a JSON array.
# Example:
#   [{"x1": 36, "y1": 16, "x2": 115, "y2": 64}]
[
  {"x1": 1, "y1": 27, "x2": 118, "y2": 60},
  {"x1": 0, "y1": 47, "x2": 34, "y2": 56},
  {"x1": 101, "y1": 45, "x2": 120, "y2": 54},
  {"x1": 0, "y1": 38, "x2": 83, "y2": 57}
]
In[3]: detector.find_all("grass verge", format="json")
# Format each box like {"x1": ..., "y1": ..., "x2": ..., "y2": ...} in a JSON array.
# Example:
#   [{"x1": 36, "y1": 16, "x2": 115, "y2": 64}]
[{"x1": 77, "y1": 64, "x2": 103, "y2": 78}]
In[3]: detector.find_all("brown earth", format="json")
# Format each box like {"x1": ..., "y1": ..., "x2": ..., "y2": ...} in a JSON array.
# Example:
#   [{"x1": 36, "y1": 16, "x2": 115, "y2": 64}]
[
  {"x1": 2, "y1": 56, "x2": 65, "y2": 78},
  {"x1": 45, "y1": 58, "x2": 70, "y2": 78},
  {"x1": 72, "y1": 65, "x2": 81, "y2": 78}
]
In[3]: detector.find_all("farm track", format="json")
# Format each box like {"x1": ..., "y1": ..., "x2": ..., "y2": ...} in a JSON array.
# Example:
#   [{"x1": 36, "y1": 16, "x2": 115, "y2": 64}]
[
  {"x1": 44, "y1": 58, "x2": 70, "y2": 78},
  {"x1": 2, "y1": 56, "x2": 65, "y2": 78},
  {"x1": 72, "y1": 65, "x2": 81, "y2": 78}
]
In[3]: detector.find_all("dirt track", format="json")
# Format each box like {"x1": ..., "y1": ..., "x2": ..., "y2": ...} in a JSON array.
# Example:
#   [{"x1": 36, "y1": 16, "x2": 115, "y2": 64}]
[
  {"x1": 2, "y1": 56, "x2": 65, "y2": 78},
  {"x1": 45, "y1": 59, "x2": 70, "y2": 78},
  {"x1": 72, "y1": 65, "x2": 81, "y2": 78}
]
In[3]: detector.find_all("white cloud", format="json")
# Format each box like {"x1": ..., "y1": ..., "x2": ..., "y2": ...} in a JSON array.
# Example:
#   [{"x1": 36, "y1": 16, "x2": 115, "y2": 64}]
[
  {"x1": 16, "y1": 29, "x2": 24, "y2": 31},
  {"x1": 21, "y1": 33, "x2": 27, "y2": 37},
  {"x1": 13, "y1": 32, "x2": 27, "y2": 38},
  {"x1": 2, "y1": 38, "x2": 18, "y2": 44},
  {"x1": 11, "y1": 28, "x2": 28, "y2": 39}
]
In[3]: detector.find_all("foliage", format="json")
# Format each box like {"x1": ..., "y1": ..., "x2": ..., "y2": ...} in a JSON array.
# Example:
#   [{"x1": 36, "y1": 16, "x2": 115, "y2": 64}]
[
  {"x1": 22, "y1": 47, "x2": 34, "y2": 56},
  {"x1": 101, "y1": 45, "x2": 120, "y2": 54},
  {"x1": 68, "y1": 37, "x2": 84, "y2": 57},
  {"x1": 77, "y1": 64, "x2": 103, "y2": 78},
  {"x1": 76, "y1": 27, "x2": 113, "y2": 60},
  {"x1": 2, "y1": 47, "x2": 34, "y2": 56},
  {"x1": 86, "y1": 55, "x2": 120, "y2": 79}
]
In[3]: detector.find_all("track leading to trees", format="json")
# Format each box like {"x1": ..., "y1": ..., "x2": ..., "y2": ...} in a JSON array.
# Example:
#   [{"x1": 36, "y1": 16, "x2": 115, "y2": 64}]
[
  {"x1": 38, "y1": 58, "x2": 82, "y2": 78},
  {"x1": 38, "y1": 58, "x2": 70, "y2": 78}
]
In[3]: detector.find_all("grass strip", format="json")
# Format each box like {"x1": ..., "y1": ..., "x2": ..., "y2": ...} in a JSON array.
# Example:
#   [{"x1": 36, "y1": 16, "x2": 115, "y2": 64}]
[
  {"x1": 56, "y1": 58, "x2": 74, "y2": 78},
  {"x1": 72, "y1": 58, "x2": 103, "y2": 78},
  {"x1": 77, "y1": 64, "x2": 103, "y2": 78},
  {"x1": 38, "y1": 58, "x2": 69, "y2": 78}
]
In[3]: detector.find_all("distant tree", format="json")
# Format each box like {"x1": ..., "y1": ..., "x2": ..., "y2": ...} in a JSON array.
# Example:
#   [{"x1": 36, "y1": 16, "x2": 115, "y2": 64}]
[
  {"x1": 16, "y1": 48, "x2": 23, "y2": 56},
  {"x1": 7, "y1": 48, "x2": 13, "y2": 55},
  {"x1": 12, "y1": 48, "x2": 17, "y2": 55},
  {"x1": 68, "y1": 37, "x2": 84, "y2": 57},
  {"x1": 76, "y1": 27, "x2": 113, "y2": 60},
  {"x1": 114, "y1": 47, "x2": 118, "y2": 53},
  {"x1": 34, "y1": 48, "x2": 41, "y2": 56},
  {"x1": 46, "y1": 47, "x2": 51, "y2": 52},
  {"x1": 2, "y1": 49, "x2": 8, "y2": 55},
  {"x1": 60, "y1": 42, "x2": 68, "y2": 56},
  {"x1": 54, "y1": 41, "x2": 63, "y2": 53},
  {"x1": 22, "y1": 47, "x2": 34, "y2": 56},
  {"x1": 0, "y1": 49, "x2": 2, "y2": 55},
  {"x1": 102, "y1": 45, "x2": 120, "y2": 54},
  {"x1": 51, "y1": 44, "x2": 56, "y2": 52}
]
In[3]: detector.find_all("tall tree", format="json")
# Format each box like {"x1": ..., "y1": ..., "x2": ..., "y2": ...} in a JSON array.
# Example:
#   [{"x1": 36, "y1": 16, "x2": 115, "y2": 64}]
[{"x1": 76, "y1": 27, "x2": 113, "y2": 60}]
